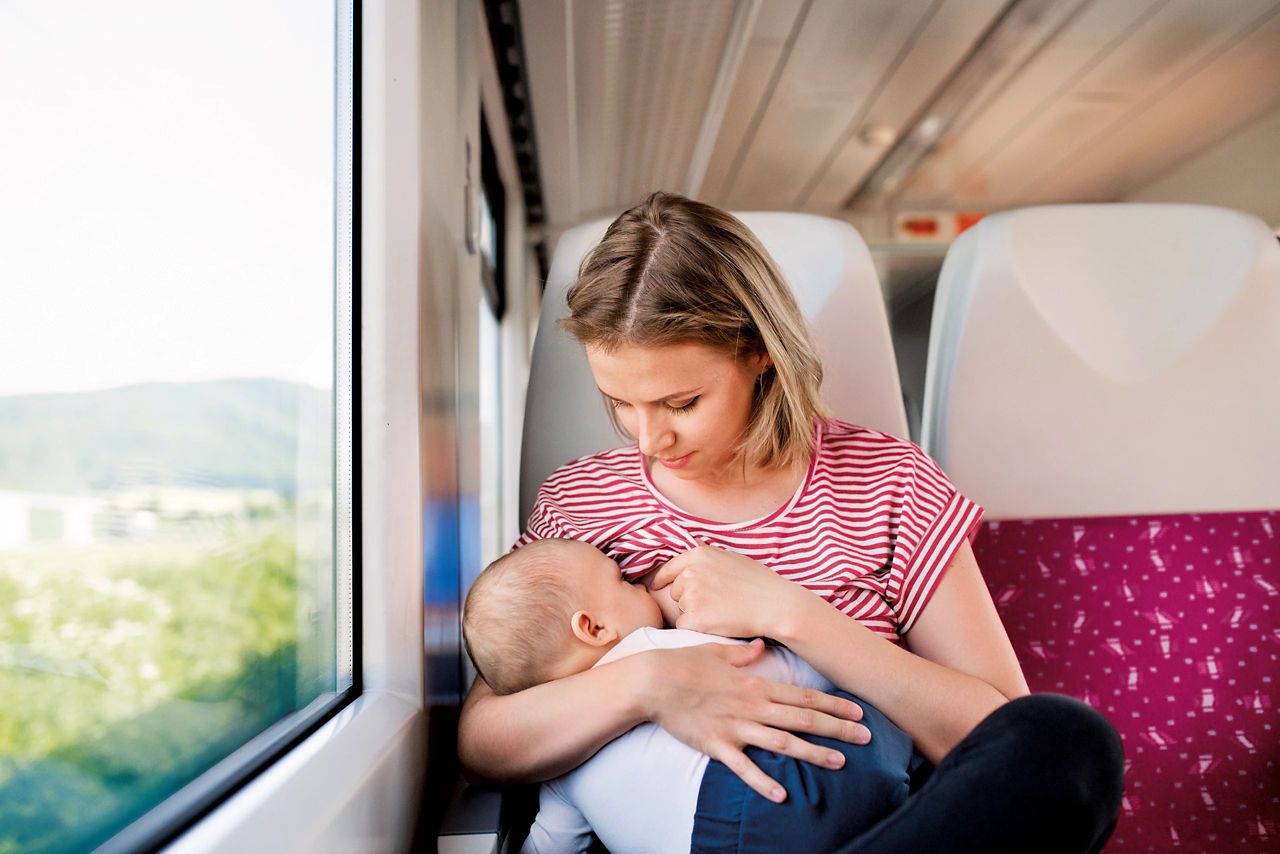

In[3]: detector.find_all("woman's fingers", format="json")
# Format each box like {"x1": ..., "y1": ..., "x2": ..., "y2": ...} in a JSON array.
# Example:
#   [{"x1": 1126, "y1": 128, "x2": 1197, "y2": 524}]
[
  {"x1": 703, "y1": 737, "x2": 788, "y2": 803},
  {"x1": 649, "y1": 555, "x2": 685, "y2": 590},
  {"x1": 647, "y1": 642, "x2": 873, "y2": 801},
  {"x1": 705, "y1": 718, "x2": 865, "y2": 803},
  {"x1": 710, "y1": 641, "x2": 868, "y2": 741},
  {"x1": 748, "y1": 689, "x2": 870, "y2": 748}
]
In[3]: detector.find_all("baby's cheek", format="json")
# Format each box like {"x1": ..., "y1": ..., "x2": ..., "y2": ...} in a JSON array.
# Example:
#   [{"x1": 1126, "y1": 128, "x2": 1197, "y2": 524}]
[{"x1": 647, "y1": 582, "x2": 682, "y2": 627}]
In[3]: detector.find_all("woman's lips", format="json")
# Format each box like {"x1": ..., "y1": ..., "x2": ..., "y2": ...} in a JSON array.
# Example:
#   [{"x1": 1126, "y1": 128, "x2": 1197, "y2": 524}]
[{"x1": 657, "y1": 452, "x2": 693, "y2": 470}]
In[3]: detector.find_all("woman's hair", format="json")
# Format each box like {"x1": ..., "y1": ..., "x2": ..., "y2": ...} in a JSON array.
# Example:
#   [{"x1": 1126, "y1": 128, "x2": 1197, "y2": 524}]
[
  {"x1": 462, "y1": 540, "x2": 579, "y2": 695},
  {"x1": 561, "y1": 191, "x2": 828, "y2": 470}
]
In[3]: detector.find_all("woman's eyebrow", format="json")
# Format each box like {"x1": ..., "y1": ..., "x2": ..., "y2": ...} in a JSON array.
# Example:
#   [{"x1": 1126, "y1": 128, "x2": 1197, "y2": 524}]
[{"x1": 597, "y1": 387, "x2": 701, "y2": 405}]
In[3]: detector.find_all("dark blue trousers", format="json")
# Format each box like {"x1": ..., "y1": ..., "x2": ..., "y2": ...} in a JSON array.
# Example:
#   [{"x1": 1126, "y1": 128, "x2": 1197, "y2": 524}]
[
  {"x1": 838, "y1": 693, "x2": 1124, "y2": 854},
  {"x1": 690, "y1": 691, "x2": 912, "y2": 853},
  {"x1": 690, "y1": 693, "x2": 1123, "y2": 854}
]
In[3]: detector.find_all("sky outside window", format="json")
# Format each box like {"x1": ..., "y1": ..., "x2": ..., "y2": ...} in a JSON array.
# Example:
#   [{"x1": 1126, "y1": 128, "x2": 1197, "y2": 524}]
[{"x1": 0, "y1": 0, "x2": 333, "y2": 397}]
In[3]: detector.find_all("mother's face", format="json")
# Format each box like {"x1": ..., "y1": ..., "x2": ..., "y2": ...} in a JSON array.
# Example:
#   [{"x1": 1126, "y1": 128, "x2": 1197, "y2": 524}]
[{"x1": 585, "y1": 341, "x2": 767, "y2": 485}]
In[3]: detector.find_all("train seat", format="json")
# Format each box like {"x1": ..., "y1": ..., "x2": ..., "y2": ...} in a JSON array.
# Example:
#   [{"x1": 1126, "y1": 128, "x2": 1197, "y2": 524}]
[
  {"x1": 921, "y1": 204, "x2": 1280, "y2": 850},
  {"x1": 520, "y1": 210, "x2": 908, "y2": 522}
]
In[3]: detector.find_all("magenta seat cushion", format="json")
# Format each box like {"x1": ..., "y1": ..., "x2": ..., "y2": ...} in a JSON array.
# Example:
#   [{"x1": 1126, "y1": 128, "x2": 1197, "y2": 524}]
[{"x1": 972, "y1": 511, "x2": 1280, "y2": 851}]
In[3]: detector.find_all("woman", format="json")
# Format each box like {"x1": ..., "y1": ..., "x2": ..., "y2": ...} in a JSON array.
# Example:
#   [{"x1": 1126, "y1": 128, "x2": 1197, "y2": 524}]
[{"x1": 459, "y1": 192, "x2": 1123, "y2": 852}]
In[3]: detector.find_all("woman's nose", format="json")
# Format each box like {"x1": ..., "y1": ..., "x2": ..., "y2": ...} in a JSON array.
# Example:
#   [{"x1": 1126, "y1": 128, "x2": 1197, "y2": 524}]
[{"x1": 636, "y1": 412, "x2": 675, "y2": 456}]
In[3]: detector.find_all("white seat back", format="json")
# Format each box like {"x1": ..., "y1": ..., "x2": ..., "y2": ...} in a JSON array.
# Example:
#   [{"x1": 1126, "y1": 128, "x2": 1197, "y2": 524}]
[
  {"x1": 922, "y1": 203, "x2": 1280, "y2": 519},
  {"x1": 520, "y1": 211, "x2": 907, "y2": 521}
]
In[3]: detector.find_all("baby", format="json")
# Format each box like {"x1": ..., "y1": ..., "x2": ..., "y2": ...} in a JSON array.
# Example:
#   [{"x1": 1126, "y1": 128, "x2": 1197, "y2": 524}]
[{"x1": 463, "y1": 537, "x2": 913, "y2": 854}]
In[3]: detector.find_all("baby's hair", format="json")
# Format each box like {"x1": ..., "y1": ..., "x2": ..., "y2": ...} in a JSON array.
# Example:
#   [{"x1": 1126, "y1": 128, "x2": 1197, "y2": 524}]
[{"x1": 462, "y1": 538, "x2": 580, "y2": 695}]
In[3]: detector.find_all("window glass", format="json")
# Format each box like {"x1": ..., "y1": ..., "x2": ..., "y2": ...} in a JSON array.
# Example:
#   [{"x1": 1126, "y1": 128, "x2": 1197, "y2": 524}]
[{"x1": 0, "y1": 2, "x2": 351, "y2": 851}]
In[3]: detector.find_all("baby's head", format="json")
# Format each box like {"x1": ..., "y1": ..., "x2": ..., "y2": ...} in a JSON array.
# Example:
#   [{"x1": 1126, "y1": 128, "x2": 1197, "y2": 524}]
[{"x1": 462, "y1": 538, "x2": 663, "y2": 695}]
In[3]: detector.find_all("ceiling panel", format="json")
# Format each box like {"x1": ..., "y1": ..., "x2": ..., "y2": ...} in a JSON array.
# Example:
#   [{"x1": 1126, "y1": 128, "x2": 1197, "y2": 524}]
[
  {"x1": 969, "y1": 0, "x2": 1279, "y2": 204},
  {"x1": 518, "y1": 0, "x2": 1280, "y2": 232},
  {"x1": 897, "y1": 0, "x2": 1155, "y2": 206},
  {"x1": 1026, "y1": 2, "x2": 1280, "y2": 203},
  {"x1": 901, "y1": 0, "x2": 1280, "y2": 209},
  {"x1": 802, "y1": 0, "x2": 1008, "y2": 210},
  {"x1": 519, "y1": 0, "x2": 575, "y2": 230},
  {"x1": 572, "y1": 0, "x2": 737, "y2": 214},
  {"x1": 698, "y1": 0, "x2": 808, "y2": 204},
  {"x1": 720, "y1": 0, "x2": 939, "y2": 209}
]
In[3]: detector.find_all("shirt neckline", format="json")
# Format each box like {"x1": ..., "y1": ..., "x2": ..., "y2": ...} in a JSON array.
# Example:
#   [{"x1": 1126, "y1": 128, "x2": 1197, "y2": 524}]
[{"x1": 635, "y1": 419, "x2": 824, "y2": 530}]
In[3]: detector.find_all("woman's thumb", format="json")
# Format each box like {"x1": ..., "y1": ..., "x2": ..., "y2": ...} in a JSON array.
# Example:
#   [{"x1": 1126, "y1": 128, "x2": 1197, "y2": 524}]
[{"x1": 716, "y1": 637, "x2": 765, "y2": 667}]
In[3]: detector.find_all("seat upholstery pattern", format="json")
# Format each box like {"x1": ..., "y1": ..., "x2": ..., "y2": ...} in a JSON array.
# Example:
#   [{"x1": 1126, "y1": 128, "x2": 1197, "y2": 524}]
[{"x1": 974, "y1": 510, "x2": 1280, "y2": 850}]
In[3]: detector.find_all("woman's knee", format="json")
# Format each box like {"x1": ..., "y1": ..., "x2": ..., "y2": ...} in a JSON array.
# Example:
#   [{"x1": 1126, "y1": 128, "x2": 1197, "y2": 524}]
[
  {"x1": 1002, "y1": 694, "x2": 1122, "y2": 776},
  {"x1": 986, "y1": 694, "x2": 1125, "y2": 838}
]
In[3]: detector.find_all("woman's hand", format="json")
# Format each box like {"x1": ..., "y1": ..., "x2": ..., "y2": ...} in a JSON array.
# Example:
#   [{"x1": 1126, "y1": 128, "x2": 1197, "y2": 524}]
[
  {"x1": 650, "y1": 544, "x2": 810, "y2": 639},
  {"x1": 639, "y1": 639, "x2": 869, "y2": 803}
]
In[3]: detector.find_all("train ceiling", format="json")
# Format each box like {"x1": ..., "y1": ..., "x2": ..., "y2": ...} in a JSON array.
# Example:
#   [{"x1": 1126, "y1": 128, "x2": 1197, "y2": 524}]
[{"x1": 515, "y1": 0, "x2": 1280, "y2": 232}]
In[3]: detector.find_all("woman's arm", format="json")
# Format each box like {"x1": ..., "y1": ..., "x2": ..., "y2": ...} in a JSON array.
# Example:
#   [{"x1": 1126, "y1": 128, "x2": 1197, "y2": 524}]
[
  {"x1": 458, "y1": 639, "x2": 868, "y2": 801},
  {"x1": 653, "y1": 540, "x2": 1028, "y2": 763},
  {"x1": 459, "y1": 657, "x2": 648, "y2": 783}
]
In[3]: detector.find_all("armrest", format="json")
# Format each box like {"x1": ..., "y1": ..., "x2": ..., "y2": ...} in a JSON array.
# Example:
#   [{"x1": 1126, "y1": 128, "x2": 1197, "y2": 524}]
[{"x1": 437, "y1": 779, "x2": 539, "y2": 854}]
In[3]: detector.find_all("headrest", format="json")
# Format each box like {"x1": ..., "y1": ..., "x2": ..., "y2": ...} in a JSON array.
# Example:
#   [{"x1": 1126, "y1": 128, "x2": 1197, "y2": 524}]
[
  {"x1": 520, "y1": 211, "x2": 906, "y2": 521},
  {"x1": 922, "y1": 203, "x2": 1280, "y2": 519}
]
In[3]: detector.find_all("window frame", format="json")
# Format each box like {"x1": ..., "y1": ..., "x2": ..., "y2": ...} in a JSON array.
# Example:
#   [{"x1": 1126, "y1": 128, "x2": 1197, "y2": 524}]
[{"x1": 478, "y1": 115, "x2": 508, "y2": 320}]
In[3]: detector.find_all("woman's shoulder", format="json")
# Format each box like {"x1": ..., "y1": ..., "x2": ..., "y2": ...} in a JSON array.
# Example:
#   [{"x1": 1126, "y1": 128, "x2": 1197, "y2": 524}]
[
  {"x1": 817, "y1": 418, "x2": 928, "y2": 462},
  {"x1": 526, "y1": 444, "x2": 653, "y2": 541},
  {"x1": 537, "y1": 443, "x2": 643, "y2": 496},
  {"x1": 814, "y1": 418, "x2": 959, "y2": 500}
]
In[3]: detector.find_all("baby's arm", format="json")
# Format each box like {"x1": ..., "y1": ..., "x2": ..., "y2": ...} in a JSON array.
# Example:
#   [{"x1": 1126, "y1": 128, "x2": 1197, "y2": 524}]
[{"x1": 520, "y1": 780, "x2": 595, "y2": 854}]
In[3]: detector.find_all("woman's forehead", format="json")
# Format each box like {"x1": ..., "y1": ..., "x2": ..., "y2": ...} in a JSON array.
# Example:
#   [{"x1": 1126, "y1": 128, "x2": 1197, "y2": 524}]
[{"x1": 585, "y1": 341, "x2": 742, "y2": 392}]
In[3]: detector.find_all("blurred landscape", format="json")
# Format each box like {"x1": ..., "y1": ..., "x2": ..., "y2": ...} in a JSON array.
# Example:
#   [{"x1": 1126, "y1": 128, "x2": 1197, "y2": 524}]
[{"x1": 0, "y1": 378, "x2": 333, "y2": 853}]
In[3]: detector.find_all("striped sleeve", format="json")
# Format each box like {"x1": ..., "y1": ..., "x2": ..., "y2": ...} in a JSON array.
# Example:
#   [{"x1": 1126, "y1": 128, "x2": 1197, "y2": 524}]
[
  {"x1": 512, "y1": 447, "x2": 677, "y2": 565},
  {"x1": 517, "y1": 490, "x2": 574, "y2": 546},
  {"x1": 889, "y1": 443, "x2": 984, "y2": 635}
]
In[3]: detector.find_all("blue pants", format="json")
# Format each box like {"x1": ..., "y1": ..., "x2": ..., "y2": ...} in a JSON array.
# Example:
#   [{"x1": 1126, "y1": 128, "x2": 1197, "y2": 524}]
[
  {"x1": 690, "y1": 693, "x2": 1123, "y2": 854},
  {"x1": 837, "y1": 694, "x2": 1124, "y2": 854},
  {"x1": 690, "y1": 691, "x2": 912, "y2": 853}
]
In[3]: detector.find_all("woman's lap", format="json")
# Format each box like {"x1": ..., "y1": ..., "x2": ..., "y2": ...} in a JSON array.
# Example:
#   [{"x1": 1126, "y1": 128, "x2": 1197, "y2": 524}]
[
  {"x1": 689, "y1": 693, "x2": 1123, "y2": 854},
  {"x1": 836, "y1": 693, "x2": 1125, "y2": 854},
  {"x1": 691, "y1": 691, "x2": 912, "y2": 853}
]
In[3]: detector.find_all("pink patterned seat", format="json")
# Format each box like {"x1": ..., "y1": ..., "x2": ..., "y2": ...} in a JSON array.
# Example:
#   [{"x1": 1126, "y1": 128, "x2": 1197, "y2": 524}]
[
  {"x1": 973, "y1": 511, "x2": 1279, "y2": 850},
  {"x1": 922, "y1": 204, "x2": 1280, "y2": 849}
]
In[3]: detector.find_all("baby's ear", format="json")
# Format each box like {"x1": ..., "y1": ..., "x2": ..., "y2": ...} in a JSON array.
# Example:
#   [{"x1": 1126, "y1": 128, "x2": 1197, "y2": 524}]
[{"x1": 570, "y1": 610, "x2": 619, "y2": 647}]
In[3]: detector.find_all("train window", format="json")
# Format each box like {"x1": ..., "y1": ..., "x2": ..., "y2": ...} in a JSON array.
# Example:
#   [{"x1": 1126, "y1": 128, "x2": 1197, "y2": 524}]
[
  {"x1": 0, "y1": 1, "x2": 356, "y2": 851},
  {"x1": 478, "y1": 119, "x2": 507, "y2": 320}
]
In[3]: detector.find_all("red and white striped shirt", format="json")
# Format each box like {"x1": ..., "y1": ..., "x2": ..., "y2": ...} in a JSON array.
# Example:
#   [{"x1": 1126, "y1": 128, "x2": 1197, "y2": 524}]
[{"x1": 517, "y1": 419, "x2": 982, "y2": 642}]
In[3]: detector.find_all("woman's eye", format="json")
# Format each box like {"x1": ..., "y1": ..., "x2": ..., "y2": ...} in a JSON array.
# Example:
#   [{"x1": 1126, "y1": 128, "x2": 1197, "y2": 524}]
[
  {"x1": 665, "y1": 397, "x2": 698, "y2": 413},
  {"x1": 609, "y1": 398, "x2": 629, "y2": 410}
]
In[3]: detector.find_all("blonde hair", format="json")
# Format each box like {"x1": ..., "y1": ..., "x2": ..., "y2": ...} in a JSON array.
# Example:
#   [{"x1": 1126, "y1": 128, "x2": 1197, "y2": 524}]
[
  {"x1": 462, "y1": 539, "x2": 579, "y2": 695},
  {"x1": 561, "y1": 192, "x2": 828, "y2": 470}
]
